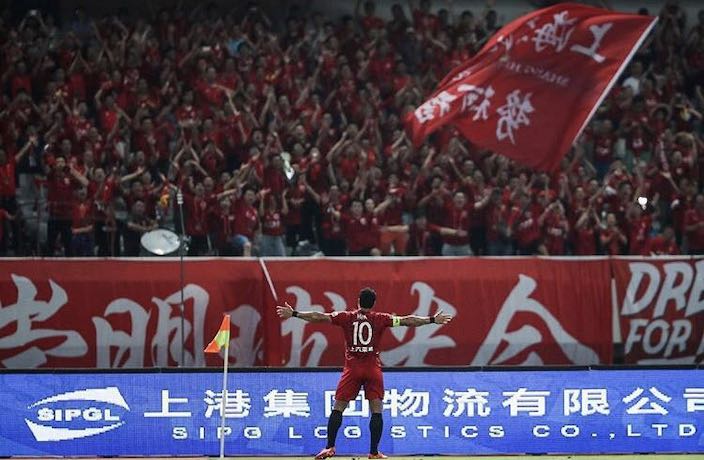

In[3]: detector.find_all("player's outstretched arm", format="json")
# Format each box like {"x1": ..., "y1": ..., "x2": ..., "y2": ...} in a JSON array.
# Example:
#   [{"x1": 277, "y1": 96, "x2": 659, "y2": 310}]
[
  {"x1": 276, "y1": 301, "x2": 333, "y2": 323},
  {"x1": 396, "y1": 309, "x2": 453, "y2": 327}
]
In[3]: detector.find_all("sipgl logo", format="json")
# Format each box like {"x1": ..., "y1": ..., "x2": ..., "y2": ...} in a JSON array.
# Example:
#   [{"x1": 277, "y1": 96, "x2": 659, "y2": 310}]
[{"x1": 24, "y1": 387, "x2": 130, "y2": 441}]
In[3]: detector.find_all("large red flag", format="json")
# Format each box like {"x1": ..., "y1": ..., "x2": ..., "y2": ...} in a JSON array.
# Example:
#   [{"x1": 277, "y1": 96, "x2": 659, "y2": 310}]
[{"x1": 405, "y1": 3, "x2": 656, "y2": 171}]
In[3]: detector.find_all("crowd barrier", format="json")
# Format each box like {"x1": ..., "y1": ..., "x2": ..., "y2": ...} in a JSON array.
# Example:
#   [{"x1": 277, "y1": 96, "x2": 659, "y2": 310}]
[
  {"x1": 1, "y1": 367, "x2": 703, "y2": 456},
  {"x1": 0, "y1": 256, "x2": 702, "y2": 368}
]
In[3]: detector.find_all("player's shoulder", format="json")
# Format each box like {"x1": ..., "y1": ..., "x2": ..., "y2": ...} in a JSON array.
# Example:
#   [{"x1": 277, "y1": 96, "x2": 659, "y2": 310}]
[
  {"x1": 368, "y1": 309, "x2": 392, "y2": 322},
  {"x1": 330, "y1": 309, "x2": 353, "y2": 322}
]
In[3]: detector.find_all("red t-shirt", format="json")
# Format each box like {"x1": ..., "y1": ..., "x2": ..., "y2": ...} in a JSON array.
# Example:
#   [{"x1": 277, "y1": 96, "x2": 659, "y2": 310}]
[
  {"x1": 344, "y1": 214, "x2": 375, "y2": 252},
  {"x1": 263, "y1": 166, "x2": 287, "y2": 196},
  {"x1": 71, "y1": 199, "x2": 94, "y2": 230},
  {"x1": 600, "y1": 228, "x2": 623, "y2": 255},
  {"x1": 233, "y1": 198, "x2": 258, "y2": 239},
  {"x1": 330, "y1": 309, "x2": 393, "y2": 363},
  {"x1": 262, "y1": 210, "x2": 284, "y2": 236},
  {"x1": 627, "y1": 216, "x2": 652, "y2": 255},
  {"x1": 574, "y1": 227, "x2": 597, "y2": 256},
  {"x1": 514, "y1": 208, "x2": 541, "y2": 249},
  {"x1": 184, "y1": 194, "x2": 210, "y2": 236},
  {"x1": 543, "y1": 213, "x2": 568, "y2": 255},
  {"x1": 47, "y1": 173, "x2": 75, "y2": 219},
  {"x1": 99, "y1": 108, "x2": 119, "y2": 133},
  {"x1": 442, "y1": 203, "x2": 471, "y2": 246},
  {"x1": 209, "y1": 208, "x2": 236, "y2": 248}
]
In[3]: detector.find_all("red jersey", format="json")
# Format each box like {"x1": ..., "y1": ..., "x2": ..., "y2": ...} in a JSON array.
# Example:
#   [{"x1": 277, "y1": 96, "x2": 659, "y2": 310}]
[
  {"x1": 71, "y1": 199, "x2": 94, "y2": 230},
  {"x1": 627, "y1": 216, "x2": 652, "y2": 255},
  {"x1": 442, "y1": 203, "x2": 471, "y2": 246},
  {"x1": 262, "y1": 210, "x2": 284, "y2": 236},
  {"x1": 330, "y1": 309, "x2": 393, "y2": 363},
  {"x1": 233, "y1": 198, "x2": 258, "y2": 238},
  {"x1": 47, "y1": 173, "x2": 76, "y2": 219},
  {"x1": 574, "y1": 227, "x2": 597, "y2": 255}
]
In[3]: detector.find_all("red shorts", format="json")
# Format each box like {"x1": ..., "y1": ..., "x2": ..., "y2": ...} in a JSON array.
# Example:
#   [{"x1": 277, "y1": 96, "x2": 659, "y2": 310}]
[{"x1": 334, "y1": 360, "x2": 384, "y2": 401}]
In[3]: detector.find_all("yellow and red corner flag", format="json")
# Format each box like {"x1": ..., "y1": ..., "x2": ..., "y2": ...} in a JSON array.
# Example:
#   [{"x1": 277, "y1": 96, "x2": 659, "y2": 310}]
[{"x1": 205, "y1": 315, "x2": 231, "y2": 353}]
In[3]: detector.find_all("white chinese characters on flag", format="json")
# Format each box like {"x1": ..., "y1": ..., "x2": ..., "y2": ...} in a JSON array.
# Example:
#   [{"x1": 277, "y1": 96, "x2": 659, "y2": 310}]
[{"x1": 405, "y1": 3, "x2": 657, "y2": 171}]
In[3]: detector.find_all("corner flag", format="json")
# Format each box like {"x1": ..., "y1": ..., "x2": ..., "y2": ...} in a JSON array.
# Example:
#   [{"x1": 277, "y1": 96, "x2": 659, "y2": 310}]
[{"x1": 205, "y1": 315, "x2": 231, "y2": 353}]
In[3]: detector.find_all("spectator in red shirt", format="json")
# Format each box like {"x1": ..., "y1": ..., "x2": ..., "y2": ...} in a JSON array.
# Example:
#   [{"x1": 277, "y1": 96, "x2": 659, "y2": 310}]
[
  {"x1": 378, "y1": 173, "x2": 408, "y2": 255},
  {"x1": 259, "y1": 189, "x2": 289, "y2": 256},
  {"x1": 0, "y1": 138, "x2": 34, "y2": 211},
  {"x1": 183, "y1": 182, "x2": 211, "y2": 256},
  {"x1": 684, "y1": 194, "x2": 704, "y2": 255},
  {"x1": 70, "y1": 186, "x2": 95, "y2": 256},
  {"x1": 311, "y1": 184, "x2": 347, "y2": 256},
  {"x1": 511, "y1": 193, "x2": 543, "y2": 255},
  {"x1": 46, "y1": 157, "x2": 80, "y2": 256},
  {"x1": 626, "y1": 202, "x2": 652, "y2": 255},
  {"x1": 209, "y1": 195, "x2": 237, "y2": 256},
  {"x1": 344, "y1": 199, "x2": 377, "y2": 256},
  {"x1": 405, "y1": 212, "x2": 438, "y2": 256},
  {"x1": 646, "y1": 226, "x2": 679, "y2": 255},
  {"x1": 233, "y1": 187, "x2": 259, "y2": 257},
  {"x1": 539, "y1": 201, "x2": 569, "y2": 255},
  {"x1": 573, "y1": 206, "x2": 601, "y2": 256},
  {"x1": 600, "y1": 212, "x2": 627, "y2": 255},
  {"x1": 438, "y1": 191, "x2": 491, "y2": 256}
]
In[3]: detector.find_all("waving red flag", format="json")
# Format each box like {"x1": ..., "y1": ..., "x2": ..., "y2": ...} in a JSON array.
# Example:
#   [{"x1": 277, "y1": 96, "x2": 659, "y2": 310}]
[{"x1": 405, "y1": 3, "x2": 657, "y2": 171}]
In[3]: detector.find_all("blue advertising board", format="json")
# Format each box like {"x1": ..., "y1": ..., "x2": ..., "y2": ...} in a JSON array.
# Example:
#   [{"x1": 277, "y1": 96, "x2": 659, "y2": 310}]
[{"x1": 1, "y1": 368, "x2": 703, "y2": 456}]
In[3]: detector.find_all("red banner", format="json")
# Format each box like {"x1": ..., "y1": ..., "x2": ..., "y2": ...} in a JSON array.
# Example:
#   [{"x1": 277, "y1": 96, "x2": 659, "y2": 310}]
[
  {"x1": 0, "y1": 258, "x2": 612, "y2": 368},
  {"x1": 265, "y1": 258, "x2": 612, "y2": 366},
  {"x1": 405, "y1": 4, "x2": 656, "y2": 171},
  {"x1": 614, "y1": 257, "x2": 704, "y2": 364},
  {"x1": 0, "y1": 260, "x2": 266, "y2": 368}
]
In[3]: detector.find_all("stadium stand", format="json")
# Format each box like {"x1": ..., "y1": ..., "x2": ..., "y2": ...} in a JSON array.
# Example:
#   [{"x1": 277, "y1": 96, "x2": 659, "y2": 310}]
[{"x1": 0, "y1": 0, "x2": 702, "y2": 257}]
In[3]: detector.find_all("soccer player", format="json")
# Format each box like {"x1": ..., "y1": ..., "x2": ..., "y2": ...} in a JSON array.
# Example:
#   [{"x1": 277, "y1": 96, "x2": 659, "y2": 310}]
[{"x1": 276, "y1": 287, "x2": 453, "y2": 459}]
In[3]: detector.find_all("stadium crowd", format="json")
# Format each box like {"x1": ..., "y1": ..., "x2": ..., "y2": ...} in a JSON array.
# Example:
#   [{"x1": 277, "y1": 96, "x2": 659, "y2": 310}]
[{"x1": 0, "y1": 1, "x2": 702, "y2": 257}]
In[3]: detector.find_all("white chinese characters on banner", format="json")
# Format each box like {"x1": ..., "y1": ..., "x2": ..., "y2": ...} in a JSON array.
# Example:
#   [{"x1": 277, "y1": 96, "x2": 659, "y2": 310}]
[
  {"x1": 263, "y1": 390, "x2": 310, "y2": 418},
  {"x1": 496, "y1": 90, "x2": 535, "y2": 145},
  {"x1": 381, "y1": 282, "x2": 457, "y2": 366},
  {"x1": 563, "y1": 389, "x2": 610, "y2": 416},
  {"x1": 502, "y1": 388, "x2": 551, "y2": 416},
  {"x1": 143, "y1": 390, "x2": 191, "y2": 418},
  {"x1": 684, "y1": 388, "x2": 704, "y2": 412},
  {"x1": 531, "y1": 11, "x2": 577, "y2": 52},
  {"x1": 0, "y1": 274, "x2": 88, "y2": 368},
  {"x1": 204, "y1": 389, "x2": 251, "y2": 418},
  {"x1": 283, "y1": 286, "x2": 346, "y2": 367},
  {"x1": 384, "y1": 389, "x2": 430, "y2": 417},
  {"x1": 324, "y1": 391, "x2": 369, "y2": 417},
  {"x1": 472, "y1": 274, "x2": 600, "y2": 366},
  {"x1": 570, "y1": 23, "x2": 613, "y2": 63},
  {"x1": 623, "y1": 387, "x2": 671, "y2": 415},
  {"x1": 414, "y1": 91, "x2": 457, "y2": 123},
  {"x1": 443, "y1": 388, "x2": 491, "y2": 417},
  {"x1": 457, "y1": 84, "x2": 495, "y2": 121},
  {"x1": 92, "y1": 284, "x2": 209, "y2": 368}
]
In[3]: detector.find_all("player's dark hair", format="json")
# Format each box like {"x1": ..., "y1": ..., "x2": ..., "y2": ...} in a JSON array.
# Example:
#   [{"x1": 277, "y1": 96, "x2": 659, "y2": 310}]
[{"x1": 359, "y1": 287, "x2": 376, "y2": 309}]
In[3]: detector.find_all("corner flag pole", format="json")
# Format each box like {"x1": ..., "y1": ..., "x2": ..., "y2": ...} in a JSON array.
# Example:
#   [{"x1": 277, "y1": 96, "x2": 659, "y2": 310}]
[
  {"x1": 219, "y1": 337, "x2": 229, "y2": 459},
  {"x1": 204, "y1": 315, "x2": 231, "y2": 459}
]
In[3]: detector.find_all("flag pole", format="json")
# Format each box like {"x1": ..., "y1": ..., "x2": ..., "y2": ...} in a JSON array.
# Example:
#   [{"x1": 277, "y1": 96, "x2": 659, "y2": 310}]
[{"x1": 219, "y1": 337, "x2": 229, "y2": 459}]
